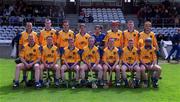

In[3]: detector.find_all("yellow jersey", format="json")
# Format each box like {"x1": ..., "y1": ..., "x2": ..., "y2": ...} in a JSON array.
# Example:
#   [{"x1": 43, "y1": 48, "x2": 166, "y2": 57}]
[
  {"x1": 122, "y1": 46, "x2": 139, "y2": 64},
  {"x1": 75, "y1": 33, "x2": 91, "y2": 50},
  {"x1": 39, "y1": 28, "x2": 57, "y2": 46},
  {"x1": 103, "y1": 47, "x2": 119, "y2": 63},
  {"x1": 19, "y1": 31, "x2": 39, "y2": 46},
  {"x1": 57, "y1": 30, "x2": 74, "y2": 48},
  {"x1": 82, "y1": 46, "x2": 100, "y2": 64},
  {"x1": 62, "y1": 47, "x2": 80, "y2": 63},
  {"x1": 123, "y1": 30, "x2": 139, "y2": 48},
  {"x1": 104, "y1": 30, "x2": 123, "y2": 48},
  {"x1": 41, "y1": 45, "x2": 59, "y2": 64},
  {"x1": 138, "y1": 31, "x2": 158, "y2": 49},
  {"x1": 139, "y1": 46, "x2": 157, "y2": 64},
  {"x1": 19, "y1": 44, "x2": 41, "y2": 62}
]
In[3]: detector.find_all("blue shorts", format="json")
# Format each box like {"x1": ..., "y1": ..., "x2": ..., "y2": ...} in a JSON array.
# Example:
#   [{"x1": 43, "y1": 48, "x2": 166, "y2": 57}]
[
  {"x1": 68, "y1": 63, "x2": 74, "y2": 67},
  {"x1": 117, "y1": 47, "x2": 122, "y2": 56},
  {"x1": 59, "y1": 47, "x2": 64, "y2": 55},
  {"x1": 46, "y1": 62, "x2": 54, "y2": 65},
  {"x1": 140, "y1": 63, "x2": 152, "y2": 66}
]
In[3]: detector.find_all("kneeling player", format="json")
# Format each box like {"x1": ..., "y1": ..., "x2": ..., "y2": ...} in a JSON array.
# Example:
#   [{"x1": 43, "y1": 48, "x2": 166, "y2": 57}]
[
  {"x1": 103, "y1": 38, "x2": 120, "y2": 87},
  {"x1": 40, "y1": 36, "x2": 60, "y2": 87},
  {"x1": 139, "y1": 38, "x2": 161, "y2": 88},
  {"x1": 80, "y1": 37, "x2": 103, "y2": 86},
  {"x1": 13, "y1": 34, "x2": 41, "y2": 88},
  {"x1": 121, "y1": 39, "x2": 141, "y2": 88},
  {"x1": 61, "y1": 38, "x2": 80, "y2": 87}
]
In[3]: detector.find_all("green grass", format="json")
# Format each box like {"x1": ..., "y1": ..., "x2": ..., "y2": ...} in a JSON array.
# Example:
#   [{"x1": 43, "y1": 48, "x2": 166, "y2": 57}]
[{"x1": 0, "y1": 58, "x2": 180, "y2": 102}]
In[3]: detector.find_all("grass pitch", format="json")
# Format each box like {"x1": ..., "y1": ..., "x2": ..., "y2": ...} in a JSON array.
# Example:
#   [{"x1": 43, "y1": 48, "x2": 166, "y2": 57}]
[{"x1": 0, "y1": 58, "x2": 180, "y2": 102}]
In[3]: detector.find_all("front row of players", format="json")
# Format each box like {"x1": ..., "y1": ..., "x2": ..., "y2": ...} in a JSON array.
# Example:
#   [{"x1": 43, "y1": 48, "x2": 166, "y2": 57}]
[{"x1": 13, "y1": 34, "x2": 161, "y2": 89}]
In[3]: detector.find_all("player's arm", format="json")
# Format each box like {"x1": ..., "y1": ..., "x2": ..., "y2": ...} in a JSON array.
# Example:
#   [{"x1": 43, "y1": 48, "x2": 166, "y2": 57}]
[
  {"x1": 30, "y1": 48, "x2": 41, "y2": 66},
  {"x1": 103, "y1": 52, "x2": 111, "y2": 68},
  {"x1": 113, "y1": 51, "x2": 119, "y2": 68}
]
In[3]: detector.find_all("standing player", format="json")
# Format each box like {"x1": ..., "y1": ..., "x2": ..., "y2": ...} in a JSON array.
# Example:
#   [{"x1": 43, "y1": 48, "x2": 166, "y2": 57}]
[
  {"x1": 104, "y1": 21, "x2": 123, "y2": 51},
  {"x1": 75, "y1": 23, "x2": 91, "y2": 55},
  {"x1": 19, "y1": 22, "x2": 39, "y2": 51},
  {"x1": 39, "y1": 19, "x2": 57, "y2": 47},
  {"x1": 121, "y1": 39, "x2": 141, "y2": 88},
  {"x1": 80, "y1": 37, "x2": 103, "y2": 86},
  {"x1": 103, "y1": 38, "x2": 120, "y2": 87},
  {"x1": 40, "y1": 36, "x2": 60, "y2": 87},
  {"x1": 138, "y1": 21, "x2": 159, "y2": 50},
  {"x1": 13, "y1": 34, "x2": 41, "y2": 88},
  {"x1": 123, "y1": 20, "x2": 139, "y2": 48},
  {"x1": 92, "y1": 25, "x2": 105, "y2": 60},
  {"x1": 61, "y1": 38, "x2": 80, "y2": 87},
  {"x1": 139, "y1": 38, "x2": 162, "y2": 88},
  {"x1": 57, "y1": 20, "x2": 75, "y2": 55}
]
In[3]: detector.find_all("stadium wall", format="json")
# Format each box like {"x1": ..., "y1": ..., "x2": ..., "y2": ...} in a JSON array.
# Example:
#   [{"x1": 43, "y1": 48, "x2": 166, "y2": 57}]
[{"x1": 0, "y1": 46, "x2": 11, "y2": 58}]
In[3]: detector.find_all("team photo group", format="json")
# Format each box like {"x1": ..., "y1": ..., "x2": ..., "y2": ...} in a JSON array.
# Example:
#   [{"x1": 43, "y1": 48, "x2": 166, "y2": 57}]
[{"x1": 13, "y1": 19, "x2": 162, "y2": 89}]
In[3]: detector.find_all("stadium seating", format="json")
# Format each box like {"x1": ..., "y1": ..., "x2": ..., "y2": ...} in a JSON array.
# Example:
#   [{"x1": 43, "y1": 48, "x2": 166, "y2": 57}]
[
  {"x1": 151, "y1": 27, "x2": 178, "y2": 35},
  {"x1": 0, "y1": 26, "x2": 62, "y2": 44},
  {"x1": 82, "y1": 8, "x2": 126, "y2": 23}
]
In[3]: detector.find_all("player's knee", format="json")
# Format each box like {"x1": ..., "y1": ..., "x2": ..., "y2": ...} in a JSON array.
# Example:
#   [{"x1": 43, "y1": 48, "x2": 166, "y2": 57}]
[
  {"x1": 115, "y1": 66, "x2": 120, "y2": 71},
  {"x1": 16, "y1": 64, "x2": 22, "y2": 70},
  {"x1": 135, "y1": 67, "x2": 141, "y2": 72},
  {"x1": 121, "y1": 65, "x2": 127, "y2": 72},
  {"x1": 103, "y1": 65, "x2": 108, "y2": 71},
  {"x1": 75, "y1": 65, "x2": 80, "y2": 71},
  {"x1": 61, "y1": 66, "x2": 66, "y2": 71}
]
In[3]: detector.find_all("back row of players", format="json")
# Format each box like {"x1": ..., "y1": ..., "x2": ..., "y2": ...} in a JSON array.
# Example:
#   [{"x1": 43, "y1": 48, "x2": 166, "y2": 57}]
[{"x1": 13, "y1": 19, "x2": 161, "y2": 89}]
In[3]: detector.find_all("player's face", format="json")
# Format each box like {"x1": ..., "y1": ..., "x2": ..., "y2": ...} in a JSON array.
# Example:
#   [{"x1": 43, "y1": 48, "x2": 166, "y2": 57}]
[
  {"x1": 47, "y1": 37, "x2": 53, "y2": 46},
  {"x1": 144, "y1": 23, "x2": 152, "y2": 32},
  {"x1": 95, "y1": 27, "x2": 101, "y2": 34},
  {"x1": 28, "y1": 36, "x2": 35, "y2": 45},
  {"x1": 108, "y1": 38, "x2": 114, "y2": 47},
  {"x1": 112, "y1": 25, "x2": 118, "y2": 31},
  {"x1": 63, "y1": 23, "x2": 69, "y2": 31},
  {"x1": 89, "y1": 38, "x2": 95, "y2": 46},
  {"x1": 45, "y1": 21, "x2": 52, "y2": 29},
  {"x1": 68, "y1": 39, "x2": 74, "y2": 47},
  {"x1": 128, "y1": 40, "x2": 134, "y2": 48},
  {"x1": 26, "y1": 23, "x2": 32, "y2": 31},
  {"x1": 145, "y1": 41, "x2": 151, "y2": 46},
  {"x1": 127, "y1": 22, "x2": 134, "y2": 30},
  {"x1": 80, "y1": 26, "x2": 86, "y2": 33}
]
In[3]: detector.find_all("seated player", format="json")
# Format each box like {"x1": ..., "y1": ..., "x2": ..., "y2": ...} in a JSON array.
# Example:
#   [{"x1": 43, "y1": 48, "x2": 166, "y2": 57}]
[
  {"x1": 13, "y1": 34, "x2": 41, "y2": 88},
  {"x1": 80, "y1": 37, "x2": 103, "y2": 86},
  {"x1": 139, "y1": 38, "x2": 162, "y2": 88},
  {"x1": 40, "y1": 36, "x2": 60, "y2": 87},
  {"x1": 121, "y1": 39, "x2": 141, "y2": 88},
  {"x1": 75, "y1": 23, "x2": 91, "y2": 56},
  {"x1": 61, "y1": 38, "x2": 80, "y2": 87},
  {"x1": 103, "y1": 38, "x2": 120, "y2": 87}
]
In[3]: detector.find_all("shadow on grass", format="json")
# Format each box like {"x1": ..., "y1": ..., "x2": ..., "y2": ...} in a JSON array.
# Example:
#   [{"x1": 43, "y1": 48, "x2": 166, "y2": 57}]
[{"x1": 0, "y1": 84, "x2": 160, "y2": 96}]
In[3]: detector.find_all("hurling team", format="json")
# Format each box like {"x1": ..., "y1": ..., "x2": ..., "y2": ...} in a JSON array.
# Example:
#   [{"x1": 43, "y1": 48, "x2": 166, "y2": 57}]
[{"x1": 13, "y1": 19, "x2": 162, "y2": 89}]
